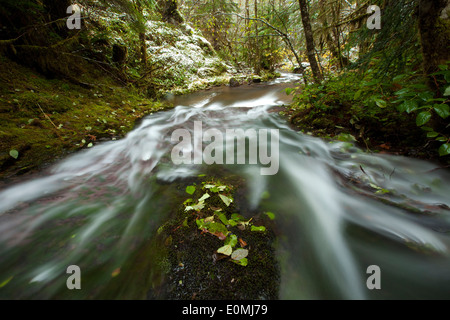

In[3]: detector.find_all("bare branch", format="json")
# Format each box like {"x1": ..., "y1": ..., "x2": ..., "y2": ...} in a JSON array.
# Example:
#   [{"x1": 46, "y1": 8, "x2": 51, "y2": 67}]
[{"x1": 214, "y1": 11, "x2": 308, "y2": 84}]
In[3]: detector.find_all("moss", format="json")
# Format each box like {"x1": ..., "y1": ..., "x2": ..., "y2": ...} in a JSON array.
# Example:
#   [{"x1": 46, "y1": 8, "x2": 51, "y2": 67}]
[
  {"x1": 152, "y1": 174, "x2": 279, "y2": 300},
  {"x1": 0, "y1": 57, "x2": 172, "y2": 180},
  {"x1": 259, "y1": 70, "x2": 281, "y2": 82}
]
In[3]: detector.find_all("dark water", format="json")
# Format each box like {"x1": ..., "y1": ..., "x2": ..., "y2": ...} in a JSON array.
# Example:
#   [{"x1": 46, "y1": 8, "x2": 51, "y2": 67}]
[{"x1": 1, "y1": 73, "x2": 450, "y2": 299}]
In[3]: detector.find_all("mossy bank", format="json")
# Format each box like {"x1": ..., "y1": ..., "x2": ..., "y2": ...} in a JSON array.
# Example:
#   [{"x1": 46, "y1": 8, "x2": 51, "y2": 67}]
[
  {"x1": 0, "y1": 56, "x2": 170, "y2": 181},
  {"x1": 150, "y1": 173, "x2": 280, "y2": 300}
]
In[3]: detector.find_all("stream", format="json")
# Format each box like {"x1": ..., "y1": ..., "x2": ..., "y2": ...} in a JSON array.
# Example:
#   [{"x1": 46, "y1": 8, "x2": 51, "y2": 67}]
[{"x1": 1, "y1": 73, "x2": 450, "y2": 299}]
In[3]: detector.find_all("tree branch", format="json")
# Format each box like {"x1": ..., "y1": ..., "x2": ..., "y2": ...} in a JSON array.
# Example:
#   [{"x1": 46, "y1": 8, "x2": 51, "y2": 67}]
[{"x1": 215, "y1": 11, "x2": 308, "y2": 84}]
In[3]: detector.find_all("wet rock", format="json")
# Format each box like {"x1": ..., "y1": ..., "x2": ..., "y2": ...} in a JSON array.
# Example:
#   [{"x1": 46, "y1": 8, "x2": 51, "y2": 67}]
[{"x1": 229, "y1": 77, "x2": 240, "y2": 87}]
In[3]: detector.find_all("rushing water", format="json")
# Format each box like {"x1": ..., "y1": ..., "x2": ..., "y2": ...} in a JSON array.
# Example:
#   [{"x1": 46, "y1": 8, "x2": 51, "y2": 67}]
[{"x1": 1, "y1": 73, "x2": 450, "y2": 299}]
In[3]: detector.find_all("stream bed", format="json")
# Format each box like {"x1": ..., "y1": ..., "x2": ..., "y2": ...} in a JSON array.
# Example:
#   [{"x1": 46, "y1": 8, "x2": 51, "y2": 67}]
[{"x1": 1, "y1": 73, "x2": 450, "y2": 299}]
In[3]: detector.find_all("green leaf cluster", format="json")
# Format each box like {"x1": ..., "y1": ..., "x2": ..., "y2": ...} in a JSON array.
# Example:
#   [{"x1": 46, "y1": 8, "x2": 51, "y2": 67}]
[{"x1": 182, "y1": 179, "x2": 270, "y2": 267}]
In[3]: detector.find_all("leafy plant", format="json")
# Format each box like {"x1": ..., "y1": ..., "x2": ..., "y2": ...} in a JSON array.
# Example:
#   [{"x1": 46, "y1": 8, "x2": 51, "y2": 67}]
[
  {"x1": 9, "y1": 149, "x2": 19, "y2": 159},
  {"x1": 185, "y1": 185, "x2": 196, "y2": 195},
  {"x1": 181, "y1": 179, "x2": 270, "y2": 267},
  {"x1": 290, "y1": 60, "x2": 450, "y2": 156},
  {"x1": 392, "y1": 64, "x2": 450, "y2": 155}
]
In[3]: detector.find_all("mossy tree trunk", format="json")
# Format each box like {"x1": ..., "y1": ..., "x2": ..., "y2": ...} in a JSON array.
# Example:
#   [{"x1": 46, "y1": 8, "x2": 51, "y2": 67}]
[
  {"x1": 417, "y1": 0, "x2": 450, "y2": 94},
  {"x1": 298, "y1": 0, "x2": 323, "y2": 82},
  {"x1": 158, "y1": 0, "x2": 184, "y2": 25},
  {"x1": 43, "y1": 0, "x2": 72, "y2": 37},
  {"x1": 318, "y1": 0, "x2": 349, "y2": 70},
  {"x1": 254, "y1": 0, "x2": 261, "y2": 73}
]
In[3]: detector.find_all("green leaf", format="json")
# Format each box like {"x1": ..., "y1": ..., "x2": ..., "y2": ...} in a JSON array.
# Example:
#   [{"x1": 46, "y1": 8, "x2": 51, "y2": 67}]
[
  {"x1": 439, "y1": 143, "x2": 450, "y2": 156},
  {"x1": 217, "y1": 212, "x2": 229, "y2": 225},
  {"x1": 427, "y1": 131, "x2": 439, "y2": 138},
  {"x1": 9, "y1": 149, "x2": 19, "y2": 159},
  {"x1": 285, "y1": 87, "x2": 294, "y2": 95},
  {"x1": 398, "y1": 100, "x2": 419, "y2": 113},
  {"x1": 231, "y1": 248, "x2": 249, "y2": 261},
  {"x1": 433, "y1": 104, "x2": 450, "y2": 119},
  {"x1": 353, "y1": 90, "x2": 362, "y2": 100},
  {"x1": 336, "y1": 133, "x2": 356, "y2": 142},
  {"x1": 418, "y1": 91, "x2": 434, "y2": 102},
  {"x1": 225, "y1": 234, "x2": 238, "y2": 248},
  {"x1": 219, "y1": 194, "x2": 233, "y2": 207},
  {"x1": 444, "y1": 86, "x2": 450, "y2": 97},
  {"x1": 0, "y1": 276, "x2": 13, "y2": 288},
  {"x1": 186, "y1": 185, "x2": 196, "y2": 195},
  {"x1": 394, "y1": 88, "x2": 413, "y2": 97},
  {"x1": 393, "y1": 74, "x2": 407, "y2": 82},
  {"x1": 416, "y1": 111, "x2": 432, "y2": 127},
  {"x1": 185, "y1": 201, "x2": 205, "y2": 212},
  {"x1": 406, "y1": 102, "x2": 421, "y2": 114},
  {"x1": 396, "y1": 102, "x2": 407, "y2": 112},
  {"x1": 231, "y1": 213, "x2": 245, "y2": 221},
  {"x1": 369, "y1": 183, "x2": 382, "y2": 190},
  {"x1": 204, "y1": 184, "x2": 227, "y2": 192},
  {"x1": 251, "y1": 225, "x2": 266, "y2": 232},
  {"x1": 196, "y1": 219, "x2": 205, "y2": 229},
  {"x1": 228, "y1": 220, "x2": 237, "y2": 227},
  {"x1": 232, "y1": 257, "x2": 248, "y2": 266},
  {"x1": 206, "y1": 222, "x2": 229, "y2": 239},
  {"x1": 217, "y1": 244, "x2": 233, "y2": 256},
  {"x1": 264, "y1": 211, "x2": 275, "y2": 220},
  {"x1": 198, "y1": 193, "x2": 210, "y2": 202},
  {"x1": 374, "y1": 98, "x2": 387, "y2": 108},
  {"x1": 375, "y1": 188, "x2": 390, "y2": 195}
]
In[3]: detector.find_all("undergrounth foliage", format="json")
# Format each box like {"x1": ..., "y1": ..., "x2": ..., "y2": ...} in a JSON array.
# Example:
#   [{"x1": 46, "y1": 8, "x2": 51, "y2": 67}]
[
  {"x1": 154, "y1": 175, "x2": 279, "y2": 299},
  {"x1": 287, "y1": 60, "x2": 450, "y2": 159}
]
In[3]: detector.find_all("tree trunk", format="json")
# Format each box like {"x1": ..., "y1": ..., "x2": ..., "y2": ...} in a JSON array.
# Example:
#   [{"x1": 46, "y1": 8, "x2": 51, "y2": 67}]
[
  {"x1": 245, "y1": 0, "x2": 251, "y2": 65},
  {"x1": 139, "y1": 32, "x2": 147, "y2": 66},
  {"x1": 158, "y1": 0, "x2": 184, "y2": 25},
  {"x1": 318, "y1": 0, "x2": 349, "y2": 70},
  {"x1": 298, "y1": 0, "x2": 323, "y2": 81},
  {"x1": 417, "y1": 0, "x2": 450, "y2": 93},
  {"x1": 254, "y1": 0, "x2": 261, "y2": 73},
  {"x1": 43, "y1": 0, "x2": 72, "y2": 37}
]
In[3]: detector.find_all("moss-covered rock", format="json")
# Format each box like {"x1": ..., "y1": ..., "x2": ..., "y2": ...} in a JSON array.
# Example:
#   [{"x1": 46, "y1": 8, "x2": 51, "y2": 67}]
[{"x1": 152, "y1": 175, "x2": 279, "y2": 300}]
